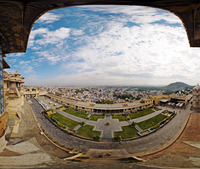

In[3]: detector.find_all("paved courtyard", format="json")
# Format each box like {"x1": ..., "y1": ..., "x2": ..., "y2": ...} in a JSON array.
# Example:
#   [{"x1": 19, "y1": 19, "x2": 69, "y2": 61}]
[
  {"x1": 39, "y1": 96, "x2": 171, "y2": 141},
  {"x1": 31, "y1": 96, "x2": 191, "y2": 156},
  {"x1": 94, "y1": 115, "x2": 122, "y2": 141},
  {"x1": 1, "y1": 100, "x2": 161, "y2": 169}
]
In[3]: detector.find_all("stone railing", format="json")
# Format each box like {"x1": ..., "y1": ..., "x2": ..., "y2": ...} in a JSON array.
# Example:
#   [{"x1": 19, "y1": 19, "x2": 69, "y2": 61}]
[
  {"x1": 0, "y1": 112, "x2": 8, "y2": 137},
  {"x1": 0, "y1": 112, "x2": 9, "y2": 152}
]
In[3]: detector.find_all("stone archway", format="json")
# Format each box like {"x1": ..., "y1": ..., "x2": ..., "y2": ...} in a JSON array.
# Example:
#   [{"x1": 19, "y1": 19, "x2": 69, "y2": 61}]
[{"x1": 0, "y1": 0, "x2": 200, "y2": 56}]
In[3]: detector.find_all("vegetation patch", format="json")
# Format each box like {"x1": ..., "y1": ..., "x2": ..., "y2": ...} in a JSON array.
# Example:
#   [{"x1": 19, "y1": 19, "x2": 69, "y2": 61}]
[
  {"x1": 63, "y1": 108, "x2": 88, "y2": 119},
  {"x1": 90, "y1": 114, "x2": 105, "y2": 121},
  {"x1": 113, "y1": 136, "x2": 121, "y2": 141},
  {"x1": 77, "y1": 125, "x2": 101, "y2": 139},
  {"x1": 129, "y1": 108, "x2": 154, "y2": 119},
  {"x1": 96, "y1": 99, "x2": 115, "y2": 104},
  {"x1": 78, "y1": 156, "x2": 90, "y2": 159},
  {"x1": 114, "y1": 126, "x2": 138, "y2": 139},
  {"x1": 51, "y1": 113, "x2": 79, "y2": 129},
  {"x1": 119, "y1": 157, "x2": 142, "y2": 163},
  {"x1": 93, "y1": 135, "x2": 100, "y2": 140},
  {"x1": 112, "y1": 114, "x2": 127, "y2": 121},
  {"x1": 80, "y1": 121, "x2": 85, "y2": 126},
  {"x1": 137, "y1": 114, "x2": 167, "y2": 130},
  {"x1": 70, "y1": 159, "x2": 82, "y2": 162}
]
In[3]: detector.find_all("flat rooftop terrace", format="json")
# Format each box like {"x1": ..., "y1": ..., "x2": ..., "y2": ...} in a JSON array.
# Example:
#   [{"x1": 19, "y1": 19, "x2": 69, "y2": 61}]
[{"x1": 46, "y1": 94, "x2": 151, "y2": 110}]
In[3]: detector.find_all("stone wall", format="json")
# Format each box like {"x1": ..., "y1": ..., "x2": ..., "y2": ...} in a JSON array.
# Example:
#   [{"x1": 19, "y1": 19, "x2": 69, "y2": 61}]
[{"x1": 192, "y1": 85, "x2": 200, "y2": 112}]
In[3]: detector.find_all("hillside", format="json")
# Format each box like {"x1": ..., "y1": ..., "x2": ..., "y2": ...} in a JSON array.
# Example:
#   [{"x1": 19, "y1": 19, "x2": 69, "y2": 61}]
[{"x1": 163, "y1": 82, "x2": 193, "y2": 92}]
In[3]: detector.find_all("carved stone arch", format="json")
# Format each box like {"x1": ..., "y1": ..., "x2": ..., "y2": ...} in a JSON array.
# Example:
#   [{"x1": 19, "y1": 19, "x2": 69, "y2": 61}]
[
  {"x1": 0, "y1": 1, "x2": 200, "y2": 54},
  {"x1": 194, "y1": 7, "x2": 200, "y2": 45}
]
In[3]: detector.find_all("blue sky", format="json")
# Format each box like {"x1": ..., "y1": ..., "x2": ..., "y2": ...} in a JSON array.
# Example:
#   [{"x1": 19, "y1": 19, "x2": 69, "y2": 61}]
[{"x1": 6, "y1": 5, "x2": 200, "y2": 86}]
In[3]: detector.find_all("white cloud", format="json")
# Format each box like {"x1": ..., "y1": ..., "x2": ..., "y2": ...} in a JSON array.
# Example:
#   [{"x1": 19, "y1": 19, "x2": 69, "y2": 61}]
[
  {"x1": 28, "y1": 27, "x2": 71, "y2": 48},
  {"x1": 36, "y1": 51, "x2": 64, "y2": 65},
  {"x1": 35, "y1": 27, "x2": 71, "y2": 45},
  {"x1": 28, "y1": 28, "x2": 49, "y2": 47},
  {"x1": 23, "y1": 6, "x2": 200, "y2": 86},
  {"x1": 37, "y1": 13, "x2": 62, "y2": 24},
  {"x1": 71, "y1": 29, "x2": 84, "y2": 36},
  {"x1": 19, "y1": 61, "x2": 34, "y2": 74},
  {"x1": 59, "y1": 20, "x2": 198, "y2": 85},
  {"x1": 79, "y1": 5, "x2": 181, "y2": 25}
]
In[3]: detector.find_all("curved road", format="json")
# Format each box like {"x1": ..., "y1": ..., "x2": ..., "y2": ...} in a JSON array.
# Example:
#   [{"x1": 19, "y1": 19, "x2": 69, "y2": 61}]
[{"x1": 31, "y1": 98, "x2": 191, "y2": 155}]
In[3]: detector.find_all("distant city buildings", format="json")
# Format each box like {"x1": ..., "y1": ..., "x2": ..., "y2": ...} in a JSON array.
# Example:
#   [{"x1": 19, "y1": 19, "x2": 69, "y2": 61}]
[
  {"x1": 44, "y1": 86, "x2": 192, "y2": 114},
  {"x1": 45, "y1": 86, "x2": 164, "y2": 103}
]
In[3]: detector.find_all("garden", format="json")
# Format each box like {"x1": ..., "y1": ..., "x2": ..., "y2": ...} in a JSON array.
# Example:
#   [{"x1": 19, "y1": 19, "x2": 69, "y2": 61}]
[
  {"x1": 77, "y1": 125, "x2": 101, "y2": 139},
  {"x1": 114, "y1": 126, "x2": 138, "y2": 139},
  {"x1": 44, "y1": 106, "x2": 175, "y2": 141},
  {"x1": 63, "y1": 108, "x2": 88, "y2": 119},
  {"x1": 89, "y1": 114, "x2": 105, "y2": 121},
  {"x1": 137, "y1": 114, "x2": 168, "y2": 130},
  {"x1": 50, "y1": 112, "x2": 80, "y2": 129},
  {"x1": 129, "y1": 108, "x2": 155, "y2": 119},
  {"x1": 112, "y1": 114, "x2": 127, "y2": 121}
]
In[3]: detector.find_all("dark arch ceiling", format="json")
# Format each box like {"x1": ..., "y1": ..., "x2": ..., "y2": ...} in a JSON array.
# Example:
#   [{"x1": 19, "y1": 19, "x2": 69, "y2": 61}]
[{"x1": 0, "y1": 0, "x2": 200, "y2": 54}]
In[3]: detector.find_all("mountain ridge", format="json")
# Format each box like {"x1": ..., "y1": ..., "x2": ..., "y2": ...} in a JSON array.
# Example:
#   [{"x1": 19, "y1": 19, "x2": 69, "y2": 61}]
[{"x1": 163, "y1": 82, "x2": 193, "y2": 92}]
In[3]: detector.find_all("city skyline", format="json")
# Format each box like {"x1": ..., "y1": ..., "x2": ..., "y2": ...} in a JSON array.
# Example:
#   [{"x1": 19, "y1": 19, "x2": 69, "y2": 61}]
[{"x1": 6, "y1": 5, "x2": 200, "y2": 86}]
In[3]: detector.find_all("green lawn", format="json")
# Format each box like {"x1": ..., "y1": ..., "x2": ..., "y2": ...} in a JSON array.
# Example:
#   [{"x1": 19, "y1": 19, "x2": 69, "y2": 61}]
[
  {"x1": 112, "y1": 114, "x2": 127, "y2": 121},
  {"x1": 51, "y1": 113, "x2": 79, "y2": 129},
  {"x1": 137, "y1": 114, "x2": 167, "y2": 130},
  {"x1": 129, "y1": 108, "x2": 154, "y2": 119},
  {"x1": 114, "y1": 126, "x2": 138, "y2": 139},
  {"x1": 90, "y1": 114, "x2": 105, "y2": 121},
  {"x1": 77, "y1": 125, "x2": 101, "y2": 139},
  {"x1": 63, "y1": 108, "x2": 88, "y2": 119}
]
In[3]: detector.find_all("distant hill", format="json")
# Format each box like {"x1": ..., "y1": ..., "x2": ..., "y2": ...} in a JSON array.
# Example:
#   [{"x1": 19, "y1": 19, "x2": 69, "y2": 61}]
[{"x1": 163, "y1": 82, "x2": 193, "y2": 92}]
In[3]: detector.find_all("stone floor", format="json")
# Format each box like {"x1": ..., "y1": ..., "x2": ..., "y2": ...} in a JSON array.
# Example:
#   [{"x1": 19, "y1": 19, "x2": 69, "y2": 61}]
[
  {"x1": 42, "y1": 96, "x2": 170, "y2": 141},
  {"x1": 31, "y1": 97, "x2": 191, "y2": 155},
  {"x1": 0, "y1": 99, "x2": 198, "y2": 168},
  {"x1": 0, "y1": 104, "x2": 159, "y2": 169},
  {"x1": 143, "y1": 112, "x2": 200, "y2": 168},
  {"x1": 94, "y1": 115, "x2": 122, "y2": 141}
]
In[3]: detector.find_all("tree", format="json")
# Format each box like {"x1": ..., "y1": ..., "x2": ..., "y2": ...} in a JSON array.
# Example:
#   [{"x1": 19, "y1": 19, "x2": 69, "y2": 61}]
[{"x1": 131, "y1": 121, "x2": 136, "y2": 127}]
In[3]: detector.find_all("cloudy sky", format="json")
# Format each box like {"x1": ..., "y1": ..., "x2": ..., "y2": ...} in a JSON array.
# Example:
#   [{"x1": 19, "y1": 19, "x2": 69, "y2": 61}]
[{"x1": 6, "y1": 5, "x2": 200, "y2": 86}]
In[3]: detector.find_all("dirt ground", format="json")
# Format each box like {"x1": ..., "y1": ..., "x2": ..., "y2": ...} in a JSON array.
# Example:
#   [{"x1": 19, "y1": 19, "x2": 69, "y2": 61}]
[
  {"x1": 142, "y1": 112, "x2": 200, "y2": 168},
  {"x1": 6, "y1": 101, "x2": 74, "y2": 159}
]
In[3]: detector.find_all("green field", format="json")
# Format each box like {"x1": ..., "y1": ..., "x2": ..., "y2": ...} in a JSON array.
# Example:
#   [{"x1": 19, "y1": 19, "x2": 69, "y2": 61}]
[
  {"x1": 114, "y1": 126, "x2": 138, "y2": 139},
  {"x1": 129, "y1": 108, "x2": 154, "y2": 119},
  {"x1": 137, "y1": 114, "x2": 167, "y2": 130},
  {"x1": 112, "y1": 114, "x2": 127, "y2": 121},
  {"x1": 51, "y1": 113, "x2": 79, "y2": 129},
  {"x1": 77, "y1": 125, "x2": 101, "y2": 139},
  {"x1": 90, "y1": 114, "x2": 105, "y2": 121},
  {"x1": 63, "y1": 108, "x2": 88, "y2": 119}
]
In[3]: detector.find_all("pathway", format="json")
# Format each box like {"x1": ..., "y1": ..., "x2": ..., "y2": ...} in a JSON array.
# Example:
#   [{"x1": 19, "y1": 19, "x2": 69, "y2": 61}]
[
  {"x1": 56, "y1": 109, "x2": 96, "y2": 126},
  {"x1": 131, "y1": 110, "x2": 163, "y2": 123},
  {"x1": 118, "y1": 110, "x2": 164, "y2": 126},
  {"x1": 94, "y1": 115, "x2": 122, "y2": 141},
  {"x1": 57, "y1": 109, "x2": 123, "y2": 141}
]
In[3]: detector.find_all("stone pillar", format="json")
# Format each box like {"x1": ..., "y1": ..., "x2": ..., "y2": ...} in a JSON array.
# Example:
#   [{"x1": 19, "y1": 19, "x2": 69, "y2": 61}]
[
  {"x1": 0, "y1": 46, "x2": 8, "y2": 152},
  {"x1": 0, "y1": 46, "x2": 4, "y2": 114},
  {"x1": 192, "y1": 84, "x2": 200, "y2": 112}
]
